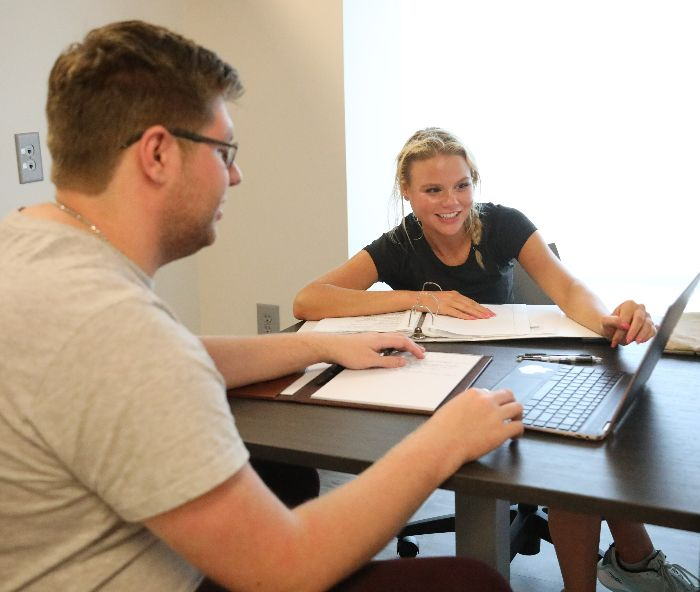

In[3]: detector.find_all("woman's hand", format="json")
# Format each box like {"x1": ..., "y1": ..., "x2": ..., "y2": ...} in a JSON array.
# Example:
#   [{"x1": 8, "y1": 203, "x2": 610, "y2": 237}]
[
  {"x1": 601, "y1": 300, "x2": 656, "y2": 348},
  {"x1": 426, "y1": 290, "x2": 495, "y2": 320}
]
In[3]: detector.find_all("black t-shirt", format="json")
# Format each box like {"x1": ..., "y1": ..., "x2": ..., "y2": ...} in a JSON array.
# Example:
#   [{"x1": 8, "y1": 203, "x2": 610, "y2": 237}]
[{"x1": 364, "y1": 203, "x2": 537, "y2": 304}]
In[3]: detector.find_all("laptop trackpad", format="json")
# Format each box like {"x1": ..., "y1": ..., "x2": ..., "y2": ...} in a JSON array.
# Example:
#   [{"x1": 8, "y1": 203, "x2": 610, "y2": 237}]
[{"x1": 494, "y1": 362, "x2": 559, "y2": 402}]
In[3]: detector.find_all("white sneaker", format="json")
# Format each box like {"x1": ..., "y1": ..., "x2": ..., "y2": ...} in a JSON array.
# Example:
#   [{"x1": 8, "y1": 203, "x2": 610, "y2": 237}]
[{"x1": 597, "y1": 545, "x2": 699, "y2": 592}]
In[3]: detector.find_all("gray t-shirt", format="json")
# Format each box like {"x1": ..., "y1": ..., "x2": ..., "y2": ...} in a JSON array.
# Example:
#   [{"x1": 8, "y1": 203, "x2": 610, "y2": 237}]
[{"x1": 0, "y1": 210, "x2": 250, "y2": 592}]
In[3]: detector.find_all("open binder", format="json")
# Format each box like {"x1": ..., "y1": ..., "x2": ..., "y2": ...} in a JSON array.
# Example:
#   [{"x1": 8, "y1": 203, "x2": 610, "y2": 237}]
[
  {"x1": 407, "y1": 304, "x2": 532, "y2": 340},
  {"x1": 304, "y1": 304, "x2": 600, "y2": 342},
  {"x1": 228, "y1": 352, "x2": 492, "y2": 415}
]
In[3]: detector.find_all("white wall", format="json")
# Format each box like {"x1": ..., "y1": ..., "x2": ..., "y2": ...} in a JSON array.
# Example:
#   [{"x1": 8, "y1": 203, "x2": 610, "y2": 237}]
[
  {"x1": 186, "y1": 0, "x2": 348, "y2": 335},
  {"x1": 0, "y1": 0, "x2": 347, "y2": 335},
  {"x1": 344, "y1": 0, "x2": 700, "y2": 314}
]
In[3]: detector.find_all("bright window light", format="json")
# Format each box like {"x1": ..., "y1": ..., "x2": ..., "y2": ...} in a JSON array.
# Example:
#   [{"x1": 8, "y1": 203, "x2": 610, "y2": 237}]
[{"x1": 344, "y1": 0, "x2": 699, "y2": 313}]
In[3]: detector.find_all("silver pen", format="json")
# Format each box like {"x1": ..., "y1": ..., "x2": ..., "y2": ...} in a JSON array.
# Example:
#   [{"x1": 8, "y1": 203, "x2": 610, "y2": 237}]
[{"x1": 517, "y1": 354, "x2": 603, "y2": 364}]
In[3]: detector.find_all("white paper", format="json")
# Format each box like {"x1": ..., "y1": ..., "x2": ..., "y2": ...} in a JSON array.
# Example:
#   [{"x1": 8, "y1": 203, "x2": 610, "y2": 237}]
[
  {"x1": 527, "y1": 305, "x2": 600, "y2": 338},
  {"x1": 296, "y1": 320, "x2": 317, "y2": 333},
  {"x1": 312, "y1": 310, "x2": 414, "y2": 334},
  {"x1": 423, "y1": 304, "x2": 530, "y2": 338},
  {"x1": 279, "y1": 363, "x2": 332, "y2": 395},
  {"x1": 310, "y1": 352, "x2": 482, "y2": 412},
  {"x1": 300, "y1": 305, "x2": 601, "y2": 341},
  {"x1": 665, "y1": 312, "x2": 700, "y2": 353}
]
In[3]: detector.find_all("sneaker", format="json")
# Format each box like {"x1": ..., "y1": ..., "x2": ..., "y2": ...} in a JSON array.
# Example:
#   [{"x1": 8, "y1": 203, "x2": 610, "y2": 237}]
[{"x1": 597, "y1": 545, "x2": 699, "y2": 591}]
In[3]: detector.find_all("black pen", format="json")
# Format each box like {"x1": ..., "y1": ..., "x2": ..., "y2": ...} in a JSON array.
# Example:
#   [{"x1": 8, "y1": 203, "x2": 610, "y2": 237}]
[{"x1": 517, "y1": 354, "x2": 602, "y2": 364}]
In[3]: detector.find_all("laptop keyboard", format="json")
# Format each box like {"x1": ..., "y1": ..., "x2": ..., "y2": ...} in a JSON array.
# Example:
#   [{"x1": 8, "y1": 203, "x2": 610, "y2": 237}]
[{"x1": 522, "y1": 365, "x2": 623, "y2": 432}]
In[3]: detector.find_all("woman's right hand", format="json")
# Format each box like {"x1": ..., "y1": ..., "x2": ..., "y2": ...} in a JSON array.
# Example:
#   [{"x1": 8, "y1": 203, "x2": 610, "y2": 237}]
[{"x1": 424, "y1": 290, "x2": 495, "y2": 320}]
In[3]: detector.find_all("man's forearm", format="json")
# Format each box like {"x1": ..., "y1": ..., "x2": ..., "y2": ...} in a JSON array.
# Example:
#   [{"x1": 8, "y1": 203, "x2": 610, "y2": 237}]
[
  {"x1": 200, "y1": 333, "x2": 326, "y2": 388},
  {"x1": 202, "y1": 332, "x2": 428, "y2": 389}
]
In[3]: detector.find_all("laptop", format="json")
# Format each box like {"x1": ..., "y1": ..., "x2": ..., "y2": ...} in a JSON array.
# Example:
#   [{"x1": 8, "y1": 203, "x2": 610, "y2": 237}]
[{"x1": 493, "y1": 272, "x2": 700, "y2": 440}]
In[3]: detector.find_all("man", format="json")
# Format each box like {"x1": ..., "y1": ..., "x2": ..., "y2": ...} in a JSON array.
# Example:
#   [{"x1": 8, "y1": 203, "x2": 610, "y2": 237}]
[{"x1": 0, "y1": 21, "x2": 522, "y2": 591}]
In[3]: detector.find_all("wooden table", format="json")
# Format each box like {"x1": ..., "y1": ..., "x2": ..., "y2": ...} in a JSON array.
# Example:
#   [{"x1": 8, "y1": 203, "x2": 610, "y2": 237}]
[{"x1": 229, "y1": 338, "x2": 700, "y2": 578}]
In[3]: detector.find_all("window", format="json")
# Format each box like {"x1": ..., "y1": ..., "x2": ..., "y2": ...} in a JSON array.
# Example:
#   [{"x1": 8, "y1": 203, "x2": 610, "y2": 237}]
[{"x1": 344, "y1": 0, "x2": 699, "y2": 312}]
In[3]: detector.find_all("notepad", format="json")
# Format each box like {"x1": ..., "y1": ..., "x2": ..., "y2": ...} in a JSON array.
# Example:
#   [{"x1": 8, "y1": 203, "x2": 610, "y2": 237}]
[
  {"x1": 228, "y1": 352, "x2": 492, "y2": 415},
  {"x1": 310, "y1": 352, "x2": 485, "y2": 412}
]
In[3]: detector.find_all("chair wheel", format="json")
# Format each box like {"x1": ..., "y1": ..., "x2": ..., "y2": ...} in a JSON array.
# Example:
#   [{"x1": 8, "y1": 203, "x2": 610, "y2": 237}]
[{"x1": 397, "y1": 536, "x2": 419, "y2": 558}]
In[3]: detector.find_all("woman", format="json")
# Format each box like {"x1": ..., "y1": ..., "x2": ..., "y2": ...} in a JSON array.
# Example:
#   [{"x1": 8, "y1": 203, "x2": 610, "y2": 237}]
[
  {"x1": 294, "y1": 128, "x2": 655, "y2": 349},
  {"x1": 294, "y1": 128, "x2": 697, "y2": 592}
]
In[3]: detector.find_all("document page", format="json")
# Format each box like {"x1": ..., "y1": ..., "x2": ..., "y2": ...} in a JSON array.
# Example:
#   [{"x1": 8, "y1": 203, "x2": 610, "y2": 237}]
[
  {"x1": 300, "y1": 305, "x2": 600, "y2": 341},
  {"x1": 310, "y1": 352, "x2": 483, "y2": 412},
  {"x1": 312, "y1": 310, "x2": 414, "y2": 334},
  {"x1": 527, "y1": 305, "x2": 600, "y2": 338},
  {"x1": 424, "y1": 304, "x2": 529, "y2": 338}
]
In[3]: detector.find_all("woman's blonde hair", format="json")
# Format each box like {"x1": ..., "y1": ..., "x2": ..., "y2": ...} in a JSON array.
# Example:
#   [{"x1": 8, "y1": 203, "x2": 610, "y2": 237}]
[{"x1": 393, "y1": 127, "x2": 485, "y2": 269}]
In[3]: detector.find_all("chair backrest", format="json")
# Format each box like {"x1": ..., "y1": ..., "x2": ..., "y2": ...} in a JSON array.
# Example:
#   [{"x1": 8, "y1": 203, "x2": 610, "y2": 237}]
[{"x1": 512, "y1": 243, "x2": 559, "y2": 305}]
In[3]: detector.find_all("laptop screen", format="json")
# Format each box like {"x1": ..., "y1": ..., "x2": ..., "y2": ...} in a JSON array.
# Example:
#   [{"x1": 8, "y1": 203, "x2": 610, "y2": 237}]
[{"x1": 624, "y1": 272, "x2": 700, "y2": 397}]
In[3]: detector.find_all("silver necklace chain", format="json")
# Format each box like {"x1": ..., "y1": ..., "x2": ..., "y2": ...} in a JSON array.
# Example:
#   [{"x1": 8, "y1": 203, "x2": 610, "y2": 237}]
[{"x1": 53, "y1": 201, "x2": 106, "y2": 241}]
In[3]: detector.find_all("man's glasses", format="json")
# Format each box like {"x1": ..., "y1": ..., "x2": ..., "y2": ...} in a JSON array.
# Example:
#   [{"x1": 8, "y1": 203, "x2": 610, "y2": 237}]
[{"x1": 121, "y1": 128, "x2": 238, "y2": 167}]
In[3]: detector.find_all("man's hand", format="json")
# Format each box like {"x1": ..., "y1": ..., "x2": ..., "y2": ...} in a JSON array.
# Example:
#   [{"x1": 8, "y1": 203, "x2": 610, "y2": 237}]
[
  {"x1": 429, "y1": 387, "x2": 524, "y2": 468},
  {"x1": 315, "y1": 332, "x2": 426, "y2": 369}
]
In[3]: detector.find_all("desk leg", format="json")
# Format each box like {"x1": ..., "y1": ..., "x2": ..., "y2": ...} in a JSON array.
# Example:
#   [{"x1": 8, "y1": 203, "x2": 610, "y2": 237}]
[{"x1": 455, "y1": 494, "x2": 510, "y2": 580}]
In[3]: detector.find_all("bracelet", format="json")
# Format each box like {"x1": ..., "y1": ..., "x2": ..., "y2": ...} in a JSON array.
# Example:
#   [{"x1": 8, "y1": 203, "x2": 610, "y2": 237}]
[{"x1": 416, "y1": 290, "x2": 440, "y2": 316}]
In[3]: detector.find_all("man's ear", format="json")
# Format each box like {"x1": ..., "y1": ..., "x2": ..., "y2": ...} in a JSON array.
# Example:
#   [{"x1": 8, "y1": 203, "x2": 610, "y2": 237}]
[{"x1": 137, "y1": 126, "x2": 177, "y2": 184}]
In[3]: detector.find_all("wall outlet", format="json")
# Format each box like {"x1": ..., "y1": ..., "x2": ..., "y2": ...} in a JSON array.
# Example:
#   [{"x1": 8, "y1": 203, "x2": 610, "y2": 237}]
[
  {"x1": 257, "y1": 303, "x2": 280, "y2": 334},
  {"x1": 15, "y1": 132, "x2": 44, "y2": 184}
]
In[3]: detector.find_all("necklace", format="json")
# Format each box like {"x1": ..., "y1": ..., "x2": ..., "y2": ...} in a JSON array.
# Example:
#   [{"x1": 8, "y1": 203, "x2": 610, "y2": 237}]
[{"x1": 53, "y1": 201, "x2": 106, "y2": 241}]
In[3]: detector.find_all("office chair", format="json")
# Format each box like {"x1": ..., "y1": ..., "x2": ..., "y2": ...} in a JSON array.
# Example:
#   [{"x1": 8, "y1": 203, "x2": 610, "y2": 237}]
[
  {"x1": 396, "y1": 504, "x2": 552, "y2": 559},
  {"x1": 512, "y1": 243, "x2": 560, "y2": 305},
  {"x1": 396, "y1": 244, "x2": 560, "y2": 560}
]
